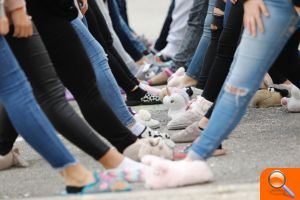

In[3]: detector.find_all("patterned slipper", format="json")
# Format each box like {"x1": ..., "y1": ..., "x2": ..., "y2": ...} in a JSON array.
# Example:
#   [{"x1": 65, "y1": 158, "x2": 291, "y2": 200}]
[
  {"x1": 105, "y1": 168, "x2": 145, "y2": 183},
  {"x1": 80, "y1": 172, "x2": 132, "y2": 194}
]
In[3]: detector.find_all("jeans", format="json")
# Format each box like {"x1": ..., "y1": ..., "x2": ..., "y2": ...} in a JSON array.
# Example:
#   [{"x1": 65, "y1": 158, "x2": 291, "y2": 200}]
[
  {"x1": 202, "y1": 1, "x2": 244, "y2": 100},
  {"x1": 172, "y1": 0, "x2": 209, "y2": 68},
  {"x1": 0, "y1": 25, "x2": 110, "y2": 160},
  {"x1": 197, "y1": 0, "x2": 226, "y2": 89},
  {"x1": 108, "y1": 0, "x2": 145, "y2": 61},
  {"x1": 85, "y1": 1, "x2": 139, "y2": 93},
  {"x1": 189, "y1": 0, "x2": 300, "y2": 159},
  {"x1": 71, "y1": 18, "x2": 134, "y2": 127},
  {"x1": 95, "y1": 0, "x2": 139, "y2": 75},
  {"x1": 116, "y1": 0, "x2": 129, "y2": 25},
  {"x1": 186, "y1": 0, "x2": 216, "y2": 81},
  {"x1": 0, "y1": 37, "x2": 76, "y2": 169},
  {"x1": 27, "y1": 0, "x2": 137, "y2": 152}
]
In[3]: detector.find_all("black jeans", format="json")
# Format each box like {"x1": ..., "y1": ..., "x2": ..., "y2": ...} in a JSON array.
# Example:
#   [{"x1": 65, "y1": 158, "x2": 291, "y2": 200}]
[
  {"x1": 154, "y1": 0, "x2": 175, "y2": 51},
  {"x1": 86, "y1": 0, "x2": 139, "y2": 93},
  {"x1": 0, "y1": 26, "x2": 110, "y2": 159},
  {"x1": 202, "y1": 1, "x2": 244, "y2": 102},
  {"x1": 26, "y1": 0, "x2": 137, "y2": 152}
]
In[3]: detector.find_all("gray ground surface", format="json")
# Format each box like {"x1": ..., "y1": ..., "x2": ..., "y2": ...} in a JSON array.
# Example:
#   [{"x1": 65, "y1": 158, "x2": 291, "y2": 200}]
[
  {"x1": 1, "y1": 0, "x2": 300, "y2": 199},
  {"x1": 0, "y1": 105, "x2": 300, "y2": 199}
]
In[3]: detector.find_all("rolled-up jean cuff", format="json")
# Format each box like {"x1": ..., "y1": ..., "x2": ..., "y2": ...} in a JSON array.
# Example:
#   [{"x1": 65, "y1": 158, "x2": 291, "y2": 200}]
[
  {"x1": 187, "y1": 150, "x2": 205, "y2": 161},
  {"x1": 185, "y1": 71, "x2": 200, "y2": 81},
  {"x1": 55, "y1": 160, "x2": 79, "y2": 171}
]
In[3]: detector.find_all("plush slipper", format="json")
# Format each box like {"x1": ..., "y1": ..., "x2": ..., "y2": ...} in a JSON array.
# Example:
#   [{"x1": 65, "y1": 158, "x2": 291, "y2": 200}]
[
  {"x1": 138, "y1": 126, "x2": 175, "y2": 148},
  {"x1": 134, "y1": 110, "x2": 160, "y2": 129},
  {"x1": 170, "y1": 122, "x2": 201, "y2": 143},
  {"x1": 172, "y1": 144, "x2": 226, "y2": 161},
  {"x1": 250, "y1": 89, "x2": 283, "y2": 108},
  {"x1": 142, "y1": 155, "x2": 213, "y2": 189},
  {"x1": 167, "y1": 67, "x2": 186, "y2": 88},
  {"x1": 0, "y1": 148, "x2": 29, "y2": 170},
  {"x1": 281, "y1": 85, "x2": 300, "y2": 112},
  {"x1": 123, "y1": 138, "x2": 174, "y2": 161},
  {"x1": 105, "y1": 168, "x2": 145, "y2": 183},
  {"x1": 148, "y1": 69, "x2": 172, "y2": 86},
  {"x1": 66, "y1": 172, "x2": 131, "y2": 194}
]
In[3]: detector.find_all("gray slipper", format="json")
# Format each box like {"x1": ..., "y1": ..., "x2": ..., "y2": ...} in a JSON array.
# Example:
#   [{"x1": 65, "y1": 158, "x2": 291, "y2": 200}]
[
  {"x1": 167, "y1": 110, "x2": 202, "y2": 130},
  {"x1": 0, "y1": 148, "x2": 28, "y2": 170},
  {"x1": 171, "y1": 122, "x2": 202, "y2": 143}
]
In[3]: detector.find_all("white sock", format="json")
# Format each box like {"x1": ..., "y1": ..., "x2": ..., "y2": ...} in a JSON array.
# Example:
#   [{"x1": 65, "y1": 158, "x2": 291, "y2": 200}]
[
  {"x1": 116, "y1": 157, "x2": 146, "y2": 170},
  {"x1": 129, "y1": 122, "x2": 146, "y2": 137}
]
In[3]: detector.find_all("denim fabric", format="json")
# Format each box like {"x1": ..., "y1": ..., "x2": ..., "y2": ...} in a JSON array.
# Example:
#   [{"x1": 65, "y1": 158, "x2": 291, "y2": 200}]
[
  {"x1": 224, "y1": 0, "x2": 233, "y2": 25},
  {"x1": 108, "y1": 0, "x2": 146, "y2": 61},
  {"x1": 189, "y1": 0, "x2": 300, "y2": 159},
  {"x1": 186, "y1": 0, "x2": 216, "y2": 81},
  {"x1": 0, "y1": 37, "x2": 76, "y2": 169},
  {"x1": 172, "y1": 0, "x2": 209, "y2": 68},
  {"x1": 71, "y1": 18, "x2": 134, "y2": 127}
]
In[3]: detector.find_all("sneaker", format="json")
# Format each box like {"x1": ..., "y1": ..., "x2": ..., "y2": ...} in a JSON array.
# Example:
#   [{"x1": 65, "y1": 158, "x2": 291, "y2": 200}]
[
  {"x1": 171, "y1": 122, "x2": 201, "y2": 143},
  {"x1": 126, "y1": 92, "x2": 162, "y2": 106}
]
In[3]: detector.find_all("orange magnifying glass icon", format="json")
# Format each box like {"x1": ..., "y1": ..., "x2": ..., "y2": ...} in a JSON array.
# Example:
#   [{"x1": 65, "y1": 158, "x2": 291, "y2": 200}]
[{"x1": 268, "y1": 170, "x2": 296, "y2": 198}]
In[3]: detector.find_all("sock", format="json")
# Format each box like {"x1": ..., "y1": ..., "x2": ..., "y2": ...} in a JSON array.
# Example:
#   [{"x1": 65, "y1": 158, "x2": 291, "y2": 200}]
[
  {"x1": 129, "y1": 122, "x2": 146, "y2": 137},
  {"x1": 116, "y1": 157, "x2": 145, "y2": 171},
  {"x1": 66, "y1": 186, "x2": 84, "y2": 194},
  {"x1": 127, "y1": 87, "x2": 147, "y2": 101}
]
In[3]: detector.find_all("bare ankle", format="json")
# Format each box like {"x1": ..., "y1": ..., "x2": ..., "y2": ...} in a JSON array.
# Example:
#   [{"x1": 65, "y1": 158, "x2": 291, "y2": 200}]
[{"x1": 61, "y1": 164, "x2": 94, "y2": 187}]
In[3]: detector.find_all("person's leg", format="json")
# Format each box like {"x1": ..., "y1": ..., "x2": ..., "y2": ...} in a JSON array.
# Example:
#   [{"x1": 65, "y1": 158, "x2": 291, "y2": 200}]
[
  {"x1": 116, "y1": 0, "x2": 129, "y2": 25},
  {"x1": 0, "y1": 105, "x2": 18, "y2": 156},
  {"x1": 154, "y1": 0, "x2": 175, "y2": 51},
  {"x1": 4, "y1": 25, "x2": 110, "y2": 161},
  {"x1": 201, "y1": 0, "x2": 244, "y2": 99},
  {"x1": 84, "y1": 7, "x2": 161, "y2": 106},
  {"x1": 160, "y1": 0, "x2": 194, "y2": 59},
  {"x1": 189, "y1": 0, "x2": 299, "y2": 160},
  {"x1": 70, "y1": 18, "x2": 134, "y2": 127},
  {"x1": 0, "y1": 36, "x2": 78, "y2": 172},
  {"x1": 95, "y1": 0, "x2": 140, "y2": 75},
  {"x1": 197, "y1": 0, "x2": 226, "y2": 89},
  {"x1": 184, "y1": 0, "x2": 215, "y2": 83},
  {"x1": 26, "y1": 0, "x2": 137, "y2": 152},
  {"x1": 143, "y1": 0, "x2": 299, "y2": 189},
  {"x1": 172, "y1": 0, "x2": 209, "y2": 69},
  {"x1": 107, "y1": 0, "x2": 145, "y2": 61}
]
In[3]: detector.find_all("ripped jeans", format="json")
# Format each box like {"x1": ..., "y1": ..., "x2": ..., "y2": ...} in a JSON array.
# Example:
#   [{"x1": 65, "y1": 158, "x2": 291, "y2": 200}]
[{"x1": 188, "y1": 0, "x2": 300, "y2": 160}]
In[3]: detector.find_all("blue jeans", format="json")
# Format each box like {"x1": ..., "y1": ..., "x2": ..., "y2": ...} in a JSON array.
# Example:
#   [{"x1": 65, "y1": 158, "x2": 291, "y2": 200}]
[
  {"x1": 0, "y1": 37, "x2": 76, "y2": 169},
  {"x1": 172, "y1": 0, "x2": 209, "y2": 68},
  {"x1": 189, "y1": 0, "x2": 300, "y2": 159},
  {"x1": 108, "y1": 0, "x2": 146, "y2": 61},
  {"x1": 71, "y1": 18, "x2": 134, "y2": 127},
  {"x1": 186, "y1": 0, "x2": 216, "y2": 81}
]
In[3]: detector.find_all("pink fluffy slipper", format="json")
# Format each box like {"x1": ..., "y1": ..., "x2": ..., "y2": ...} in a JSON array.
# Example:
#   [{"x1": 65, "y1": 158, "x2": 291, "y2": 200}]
[{"x1": 141, "y1": 155, "x2": 213, "y2": 189}]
